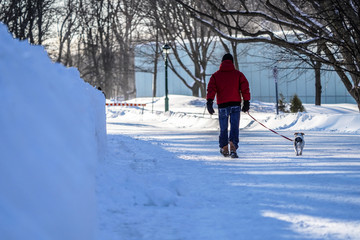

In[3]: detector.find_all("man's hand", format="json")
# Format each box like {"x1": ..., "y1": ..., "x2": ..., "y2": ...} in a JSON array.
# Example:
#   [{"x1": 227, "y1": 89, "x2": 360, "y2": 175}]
[
  {"x1": 242, "y1": 100, "x2": 250, "y2": 112},
  {"x1": 207, "y1": 99, "x2": 215, "y2": 115}
]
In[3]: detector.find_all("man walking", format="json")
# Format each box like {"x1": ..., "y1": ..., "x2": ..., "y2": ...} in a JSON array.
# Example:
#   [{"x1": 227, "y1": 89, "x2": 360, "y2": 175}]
[{"x1": 206, "y1": 53, "x2": 251, "y2": 158}]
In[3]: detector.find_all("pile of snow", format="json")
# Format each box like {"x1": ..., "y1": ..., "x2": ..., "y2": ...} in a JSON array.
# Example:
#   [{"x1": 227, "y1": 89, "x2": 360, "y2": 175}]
[
  {"x1": 242, "y1": 101, "x2": 360, "y2": 133},
  {"x1": 0, "y1": 23, "x2": 106, "y2": 240}
]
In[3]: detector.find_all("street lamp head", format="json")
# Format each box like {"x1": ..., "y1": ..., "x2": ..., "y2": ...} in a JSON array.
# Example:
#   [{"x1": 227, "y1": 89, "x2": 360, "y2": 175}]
[
  {"x1": 273, "y1": 65, "x2": 278, "y2": 79},
  {"x1": 162, "y1": 43, "x2": 171, "y2": 54}
]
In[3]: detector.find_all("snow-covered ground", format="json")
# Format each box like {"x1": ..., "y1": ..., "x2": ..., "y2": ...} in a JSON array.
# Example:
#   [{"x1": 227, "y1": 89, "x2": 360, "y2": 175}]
[{"x1": 100, "y1": 95, "x2": 360, "y2": 240}]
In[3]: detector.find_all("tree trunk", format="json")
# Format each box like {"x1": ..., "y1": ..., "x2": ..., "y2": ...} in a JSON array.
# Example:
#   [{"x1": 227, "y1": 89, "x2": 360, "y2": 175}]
[
  {"x1": 36, "y1": 0, "x2": 43, "y2": 45},
  {"x1": 152, "y1": 31, "x2": 159, "y2": 98},
  {"x1": 231, "y1": 43, "x2": 239, "y2": 70},
  {"x1": 314, "y1": 60, "x2": 322, "y2": 106},
  {"x1": 349, "y1": 87, "x2": 360, "y2": 112},
  {"x1": 192, "y1": 82, "x2": 201, "y2": 97},
  {"x1": 200, "y1": 79, "x2": 206, "y2": 98}
]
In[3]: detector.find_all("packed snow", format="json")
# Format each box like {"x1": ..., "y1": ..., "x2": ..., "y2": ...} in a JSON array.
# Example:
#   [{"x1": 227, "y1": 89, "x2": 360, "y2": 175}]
[
  {"x1": 1, "y1": 22, "x2": 360, "y2": 240},
  {"x1": 102, "y1": 95, "x2": 360, "y2": 240}
]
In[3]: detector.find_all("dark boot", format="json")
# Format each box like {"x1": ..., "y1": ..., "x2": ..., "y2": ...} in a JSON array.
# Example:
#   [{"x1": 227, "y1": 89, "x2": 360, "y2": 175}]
[
  {"x1": 220, "y1": 145, "x2": 229, "y2": 157},
  {"x1": 229, "y1": 141, "x2": 238, "y2": 158}
]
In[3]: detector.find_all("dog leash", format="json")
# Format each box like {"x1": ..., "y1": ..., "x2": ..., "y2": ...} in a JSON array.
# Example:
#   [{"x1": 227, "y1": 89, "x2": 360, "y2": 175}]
[{"x1": 246, "y1": 112, "x2": 294, "y2": 142}]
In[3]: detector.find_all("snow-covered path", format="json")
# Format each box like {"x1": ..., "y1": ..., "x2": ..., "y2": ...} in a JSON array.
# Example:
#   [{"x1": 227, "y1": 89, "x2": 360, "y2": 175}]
[{"x1": 97, "y1": 111, "x2": 360, "y2": 240}]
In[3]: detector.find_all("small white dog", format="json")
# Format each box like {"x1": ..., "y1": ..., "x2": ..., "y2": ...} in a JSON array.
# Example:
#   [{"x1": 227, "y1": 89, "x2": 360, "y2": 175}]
[{"x1": 294, "y1": 133, "x2": 305, "y2": 156}]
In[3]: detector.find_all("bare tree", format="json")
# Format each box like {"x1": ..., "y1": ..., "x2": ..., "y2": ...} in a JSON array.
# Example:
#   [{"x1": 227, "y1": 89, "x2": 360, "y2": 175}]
[
  {"x1": 55, "y1": 0, "x2": 80, "y2": 66},
  {"x1": 152, "y1": 0, "x2": 218, "y2": 98},
  {"x1": 79, "y1": 0, "x2": 117, "y2": 97},
  {"x1": 136, "y1": 0, "x2": 163, "y2": 98},
  {"x1": 0, "y1": 0, "x2": 55, "y2": 45},
  {"x1": 175, "y1": 0, "x2": 360, "y2": 111},
  {"x1": 72, "y1": 0, "x2": 143, "y2": 99},
  {"x1": 111, "y1": 0, "x2": 144, "y2": 100}
]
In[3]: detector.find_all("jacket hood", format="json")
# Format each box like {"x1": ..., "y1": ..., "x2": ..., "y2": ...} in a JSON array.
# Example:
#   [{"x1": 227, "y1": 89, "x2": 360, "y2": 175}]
[{"x1": 219, "y1": 60, "x2": 235, "y2": 71}]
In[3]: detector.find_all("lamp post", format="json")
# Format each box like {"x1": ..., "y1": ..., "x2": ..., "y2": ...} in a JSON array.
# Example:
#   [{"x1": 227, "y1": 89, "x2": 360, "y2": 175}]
[{"x1": 162, "y1": 44, "x2": 171, "y2": 112}]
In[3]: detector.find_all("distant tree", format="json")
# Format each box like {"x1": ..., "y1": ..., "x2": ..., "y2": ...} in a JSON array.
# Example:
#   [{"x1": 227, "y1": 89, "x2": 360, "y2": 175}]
[
  {"x1": 290, "y1": 94, "x2": 306, "y2": 113},
  {"x1": 74, "y1": 0, "x2": 143, "y2": 100},
  {"x1": 136, "y1": 0, "x2": 164, "y2": 98},
  {"x1": 268, "y1": 40, "x2": 324, "y2": 106},
  {"x1": 76, "y1": 0, "x2": 115, "y2": 97},
  {"x1": 0, "y1": 0, "x2": 55, "y2": 45},
  {"x1": 154, "y1": 0, "x2": 218, "y2": 97},
  {"x1": 112, "y1": 0, "x2": 144, "y2": 100},
  {"x1": 55, "y1": 0, "x2": 80, "y2": 66}
]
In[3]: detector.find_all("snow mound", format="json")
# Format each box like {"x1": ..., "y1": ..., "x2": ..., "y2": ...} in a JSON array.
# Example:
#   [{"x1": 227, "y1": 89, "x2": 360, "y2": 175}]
[
  {"x1": 107, "y1": 95, "x2": 360, "y2": 133},
  {"x1": 242, "y1": 108, "x2": 360, "y2": 133},
  {"x1": 0, "y1": 23, "x2": 106, "y2": 240}
]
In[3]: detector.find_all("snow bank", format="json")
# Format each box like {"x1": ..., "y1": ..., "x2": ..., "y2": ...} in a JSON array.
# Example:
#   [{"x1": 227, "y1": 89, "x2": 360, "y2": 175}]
[
  {"x1": 107, "y1": 95, "x2": 360, "y2": 133},
  {"x1": 0, "y1": 23, "x2": 106, "y2": 240},
  {"x1": 242, "y1": 102, "x2": 360, "y2": 133}
]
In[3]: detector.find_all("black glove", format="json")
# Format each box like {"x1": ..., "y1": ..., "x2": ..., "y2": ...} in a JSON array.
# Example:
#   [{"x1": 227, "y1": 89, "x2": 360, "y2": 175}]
[
  {"x1": 206, "y1": 99, "x2": 215, "y2": 115},
  {"x1": 242, "y1": 100, "x2": 250, "y2": 112}
]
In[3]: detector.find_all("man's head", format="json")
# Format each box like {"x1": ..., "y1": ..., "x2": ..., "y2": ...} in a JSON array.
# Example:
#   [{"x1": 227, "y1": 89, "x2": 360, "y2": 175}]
[{"x1": 222, "y1": 53, "x2": 233, "y2": 63}]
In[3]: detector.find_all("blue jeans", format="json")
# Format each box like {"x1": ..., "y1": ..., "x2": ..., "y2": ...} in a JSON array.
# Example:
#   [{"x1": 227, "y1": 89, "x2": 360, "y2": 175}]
[{"x1": 218, "y1": 106, "x2": 240, "y2": 149}]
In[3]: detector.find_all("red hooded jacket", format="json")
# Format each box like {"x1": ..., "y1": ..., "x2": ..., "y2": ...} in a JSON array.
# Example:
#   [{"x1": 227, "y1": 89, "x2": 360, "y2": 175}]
[{"x1": 207, "y1": 60, "x2": 251, "y2": 108}]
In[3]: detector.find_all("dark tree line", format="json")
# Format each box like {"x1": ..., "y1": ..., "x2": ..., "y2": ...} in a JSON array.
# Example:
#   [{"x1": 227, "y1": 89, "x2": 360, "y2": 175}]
[
  {"x1": 1, "y1": 0, "x2": 225, "y2": 99},
  {"x1": 1, "y1": 0, "x2": 144, "y2": 99},
  {"x1": 0, "y1": 0, "x2": 55, "y2": 45}
]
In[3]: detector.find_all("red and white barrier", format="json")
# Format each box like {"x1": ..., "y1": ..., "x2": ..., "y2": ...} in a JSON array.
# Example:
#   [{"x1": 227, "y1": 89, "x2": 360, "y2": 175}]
[{"x1": 106, "y1": 103, "x2": 146, "y2": 107}]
